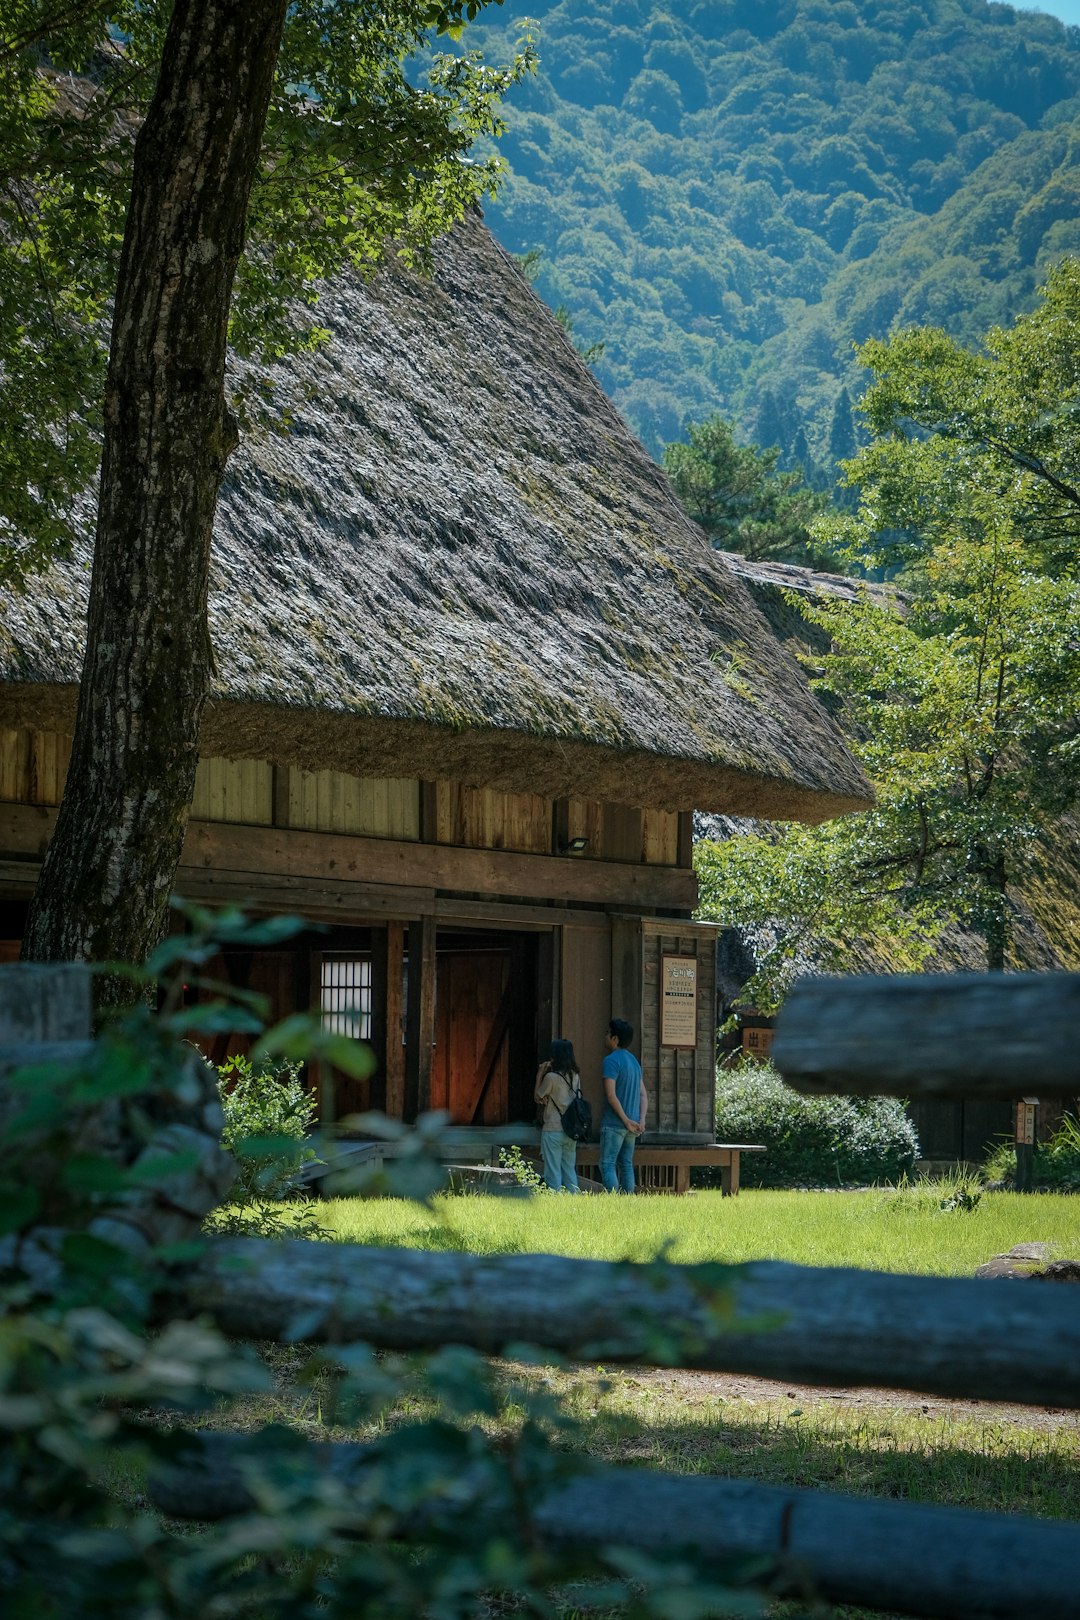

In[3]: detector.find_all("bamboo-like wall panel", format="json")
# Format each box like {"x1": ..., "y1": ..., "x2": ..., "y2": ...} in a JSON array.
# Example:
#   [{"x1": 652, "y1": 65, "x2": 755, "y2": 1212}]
[
  {"x1": 641, "y1": 923, "x2": 716, "y2": 1137},
  {"x1": 0, "y1": 730, "x2": 72, "y2": 805},
  {"x1": 435, "y1": 782, "x2": 551, "y2": 855},
  {"x1": 286, "y1": 770, "x2": 420, "y2": 840},
  {"x1": 191, "y1": 757, "x2": 273, "y2": 825}
]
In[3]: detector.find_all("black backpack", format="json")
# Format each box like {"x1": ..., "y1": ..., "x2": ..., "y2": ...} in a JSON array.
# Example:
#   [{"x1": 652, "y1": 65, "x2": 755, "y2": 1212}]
[{"x1": 556, "y1": 1078, "x2": 593, "y2": 1143}]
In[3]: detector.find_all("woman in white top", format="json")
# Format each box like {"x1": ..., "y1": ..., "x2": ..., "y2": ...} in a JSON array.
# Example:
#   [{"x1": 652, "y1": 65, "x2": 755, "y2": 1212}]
[{"x1": 534, "y1": 1037, "x2": 582, "y2": 1192}]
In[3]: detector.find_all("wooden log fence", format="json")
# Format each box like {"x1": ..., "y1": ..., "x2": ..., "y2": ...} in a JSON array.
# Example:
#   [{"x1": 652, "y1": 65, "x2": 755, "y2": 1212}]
[
  {"x1": 150, "y1": 1430, "x2": 1080, "y2": 1620},
  {"x1": 773, "y1": 971, "x2": 1080, "y2": 1098},
  {"x1": 181, "y1": 1237, "x2": 1080, "y2": 1408},
  {"x1": 4, "y1": 962, "x2": 1080, "y2": 1620}
]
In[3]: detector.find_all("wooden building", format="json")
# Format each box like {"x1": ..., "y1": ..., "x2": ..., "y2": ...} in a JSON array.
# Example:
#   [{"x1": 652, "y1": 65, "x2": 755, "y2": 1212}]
[{"x1": 0, "y1": 215, "x2": 870, "y2": 1139}]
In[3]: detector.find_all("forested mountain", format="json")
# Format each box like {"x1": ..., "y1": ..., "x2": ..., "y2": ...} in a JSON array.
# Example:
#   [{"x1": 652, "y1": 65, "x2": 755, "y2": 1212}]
[{"x1": 459, "y1": 0, "x2": 1080, "y2": 471}]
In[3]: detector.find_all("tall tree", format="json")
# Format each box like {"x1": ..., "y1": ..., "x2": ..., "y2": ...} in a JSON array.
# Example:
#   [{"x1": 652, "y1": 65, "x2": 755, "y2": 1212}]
[
  {"x1": 2, "y1": 1, "x2": 531, "y2": 993},
  {"x1": 662, "y1": 414, "x2": 829, "y2": 566},
  {"x1": 696, "y1": 268, "x2": 1080, "y2": 996}
]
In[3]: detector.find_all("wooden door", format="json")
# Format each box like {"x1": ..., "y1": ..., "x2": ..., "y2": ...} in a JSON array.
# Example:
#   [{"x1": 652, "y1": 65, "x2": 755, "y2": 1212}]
[{"x1": 432, "y1": 949, "x2": 512, "y2": 1124}]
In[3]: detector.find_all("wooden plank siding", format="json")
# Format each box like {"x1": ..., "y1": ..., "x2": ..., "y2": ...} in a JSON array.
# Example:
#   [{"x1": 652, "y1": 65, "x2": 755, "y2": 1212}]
[
  {"x1": 642, "y1": 808, "x2": 679, "y2": 866},
  {"x1": 285, "y1": 769, "x2": 419, "y2": 840},
  {"x1": 0, "y1": 729, "x2": 72, "y2": 806},
  {"x1": 0, "y1": 732, "x2": 686, "y2": 876},
  {"x1": 191, "y1": 757, "x2": 273, "y2": 825},
  {"x1": 567, "y1": 798, "x2": 680, "y2": 866},
  {"x1": 434, "y1": 782, "x2": 550, "y2": 855}
]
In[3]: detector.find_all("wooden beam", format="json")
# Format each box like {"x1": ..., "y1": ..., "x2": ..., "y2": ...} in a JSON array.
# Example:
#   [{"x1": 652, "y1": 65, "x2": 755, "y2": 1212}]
[
  {"x1": 404, "y1": 917, "x2": 436, "y2": 1119},
  {"x1": 0, "y1": 804, "x2": 697, "y2": 911},
  {"x1": 774, "y1": 973, "x2": 1080, "y2": 1099},
  {"x1": 677, "y1": 809, "x2": 694, "y2": 869},
  {"x1": 186, "y1": 1239, "x2": 1080, "y2": 1408},
  {"x1": 176, "y1": 867, "x2": 436, "y2": 920},
  {"x1": 154, "y1": 1431, "x2": 1080, "y2": 1620}
]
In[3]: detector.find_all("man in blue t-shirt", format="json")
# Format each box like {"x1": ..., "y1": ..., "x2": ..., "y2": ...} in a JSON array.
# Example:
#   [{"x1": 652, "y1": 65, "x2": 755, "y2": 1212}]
[{"x1": 600, "y1": 1017, "x2": 648, "y2": 1193}]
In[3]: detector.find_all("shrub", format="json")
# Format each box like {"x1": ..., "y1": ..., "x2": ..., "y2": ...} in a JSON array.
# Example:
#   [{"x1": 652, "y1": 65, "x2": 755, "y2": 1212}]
[
  {"x1": 217, "y1": 1052, "x2": 318, "y2": 1198},
  {"x1": 212, "y1": 1053, "x2": 325, "y2": 1237},
  {"x1": 708, "y1": 1060, "x2": 919, "y2": 1188},
  {"x1": 985, "y1": 1114, "x2": 1080, "y2": 1192}
]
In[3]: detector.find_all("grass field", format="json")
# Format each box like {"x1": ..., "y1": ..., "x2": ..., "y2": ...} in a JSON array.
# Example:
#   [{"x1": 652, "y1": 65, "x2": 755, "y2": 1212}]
[{"x1": 316, "y1": 1185, "x2": 1080, "y2": 1275}]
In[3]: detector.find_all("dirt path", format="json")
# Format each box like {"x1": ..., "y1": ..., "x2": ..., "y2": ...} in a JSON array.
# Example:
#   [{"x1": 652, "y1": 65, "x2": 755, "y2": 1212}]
[{"x1": 621, "y1": 1364, "x2": 1080, "y2": 1431}]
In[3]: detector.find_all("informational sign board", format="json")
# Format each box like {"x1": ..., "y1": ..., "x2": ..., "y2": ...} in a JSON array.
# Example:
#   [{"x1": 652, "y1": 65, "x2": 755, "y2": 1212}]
[
  {"x1": 660, "y1": 953, "x2": 698, "y2": 1049},
  {"x1": 1015, "y1": 1098, "x2": 1038, "y2": 1146}
]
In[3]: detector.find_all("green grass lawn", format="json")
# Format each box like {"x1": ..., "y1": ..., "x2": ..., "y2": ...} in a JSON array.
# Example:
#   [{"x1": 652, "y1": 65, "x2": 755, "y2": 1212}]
[{"x1": 316, "y1": 1185, "x2": 1080, "y2": 1276}]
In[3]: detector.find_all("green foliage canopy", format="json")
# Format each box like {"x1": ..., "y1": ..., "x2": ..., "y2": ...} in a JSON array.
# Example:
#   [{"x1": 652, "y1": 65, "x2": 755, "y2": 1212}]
[{"x1": 0, "y1": 0, "x2": 535, "y2": 581}]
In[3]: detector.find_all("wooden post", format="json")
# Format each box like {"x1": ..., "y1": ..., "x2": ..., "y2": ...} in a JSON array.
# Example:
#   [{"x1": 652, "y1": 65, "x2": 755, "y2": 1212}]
[
  {"x1": 610, "y1": 916, "x2": 643, "y2": 1052},
  {"x1": 383, "y1": 922, "x2": 406, "y2": 1120},
  {"x1": 405, "y1": 916, "x2": 436, "y2": 1119},
  {"x1": 676, "y1": 810, "x2": 694, "y2": 869},
  {"x1": 1015, "y1": 1096, "x2": 1038, "y2": 1192}
]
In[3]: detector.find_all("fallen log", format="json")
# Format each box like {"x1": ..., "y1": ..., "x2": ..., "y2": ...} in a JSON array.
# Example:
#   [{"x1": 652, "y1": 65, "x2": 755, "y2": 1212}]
[
  {"x1": 182, "y1": 1239, "x2": 1080, "y2": 1407},
  {"x1": 151, "y1": 1429, "x2": 1080, "y2": 1620},
  {"x1": 772, "y1": 972, "x2": 1080, "y2": 1098}
]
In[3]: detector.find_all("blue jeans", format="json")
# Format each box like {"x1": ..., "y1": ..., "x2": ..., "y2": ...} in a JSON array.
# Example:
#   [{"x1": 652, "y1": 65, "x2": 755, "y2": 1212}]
[
  {"x1": 600, "y1": 1125, "x2": 637, "y2": 1193},
  {"x1": 540, "y1": 1129, "x2": 579, "y2": 1191}
]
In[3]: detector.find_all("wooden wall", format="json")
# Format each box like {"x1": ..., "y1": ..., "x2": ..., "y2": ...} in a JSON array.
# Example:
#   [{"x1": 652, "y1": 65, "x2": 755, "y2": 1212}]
[
  {"x1": 433, "y1": 782, "x2": 550, "y2": 855},
  {"x1": 0, "y1": 731, "x2": 72, "y2": 806},
  {"x1": 192, "y1": 758, "x2": 273, "y2": 825},
  {"x1": 0, "y1": 731, "x2": 687, "y2": 867},
  {"x1": 560, "y1": 923, "x2": 612, "y2": 1123},
  {"x1": 284, "y1": 770, "x2": 419, "y2": 840},
  {"x1": 565, "y1": 798, "x2": 680, "y2": 866}
]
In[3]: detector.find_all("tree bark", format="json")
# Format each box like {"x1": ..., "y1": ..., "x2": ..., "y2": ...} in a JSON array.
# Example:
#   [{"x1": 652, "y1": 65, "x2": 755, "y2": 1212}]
[
  {"x1": 22, "y1": 0, "x2": 288, "y2": 993},
  {"x1": 181, "y1": 1238, "x2": 1080, "y2": 1407},
  {"x1": 150, "y1": 1430, "x2": 1080, "y2": 1620}
]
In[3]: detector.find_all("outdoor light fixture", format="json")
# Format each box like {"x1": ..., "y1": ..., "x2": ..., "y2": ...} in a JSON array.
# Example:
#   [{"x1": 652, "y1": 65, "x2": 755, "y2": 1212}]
[{"x1": 560, "y1": 835, "x2": 590, "y2": 854}]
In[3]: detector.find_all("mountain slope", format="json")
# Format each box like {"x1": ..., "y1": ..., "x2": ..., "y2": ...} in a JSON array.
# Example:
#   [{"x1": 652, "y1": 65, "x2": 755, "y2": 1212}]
[{"x1": 462, "y1": 0, "x2": 1080, "y2": 464}]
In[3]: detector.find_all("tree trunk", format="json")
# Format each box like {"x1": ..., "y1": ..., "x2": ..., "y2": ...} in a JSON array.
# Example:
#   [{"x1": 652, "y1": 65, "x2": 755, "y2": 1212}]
[{"x1": 22, "y1": 0, "x2": 288, "y2": 995}]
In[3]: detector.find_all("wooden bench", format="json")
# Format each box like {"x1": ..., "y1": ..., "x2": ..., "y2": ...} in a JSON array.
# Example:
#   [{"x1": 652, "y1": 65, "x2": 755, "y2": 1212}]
[{"x1": 574, "y1": 1142, "x2": 764, "y2": 1195}]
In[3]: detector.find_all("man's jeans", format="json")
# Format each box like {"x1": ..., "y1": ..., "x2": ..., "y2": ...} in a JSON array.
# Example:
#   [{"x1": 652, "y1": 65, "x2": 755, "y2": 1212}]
[{"x1": 599, "y1": 1124, "x2": 636, "y2": 1192}]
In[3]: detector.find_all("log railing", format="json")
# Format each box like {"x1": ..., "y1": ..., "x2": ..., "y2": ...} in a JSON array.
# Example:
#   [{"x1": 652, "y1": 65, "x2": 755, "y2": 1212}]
[{"x1": 5, "y1": 964, "x2": 1080, "y2": 1619}]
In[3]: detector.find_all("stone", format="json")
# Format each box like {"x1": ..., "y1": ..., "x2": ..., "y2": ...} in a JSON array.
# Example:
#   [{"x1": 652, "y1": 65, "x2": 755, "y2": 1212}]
[{"x1": 975, "y1": 1243, "x2": 1078, "y2": 1281}]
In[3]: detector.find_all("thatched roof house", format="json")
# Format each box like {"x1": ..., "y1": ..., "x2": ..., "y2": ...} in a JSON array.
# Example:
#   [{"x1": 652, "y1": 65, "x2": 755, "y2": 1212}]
[
  {"x1": 0, "y1": 213, "x2": 867, "y2": 823},
  {"x1": 0, "y1": 213, "x2": 871, "y2": 1158}
]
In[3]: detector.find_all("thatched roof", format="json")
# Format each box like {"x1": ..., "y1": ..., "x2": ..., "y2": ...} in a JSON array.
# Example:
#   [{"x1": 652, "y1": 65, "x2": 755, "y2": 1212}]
[{"x1": 0, "y1": 213, "x2": 870, "y2": 820}]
